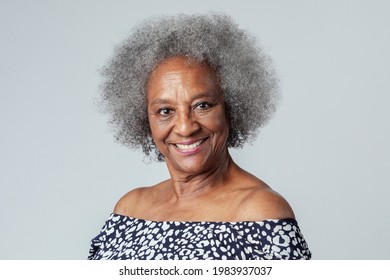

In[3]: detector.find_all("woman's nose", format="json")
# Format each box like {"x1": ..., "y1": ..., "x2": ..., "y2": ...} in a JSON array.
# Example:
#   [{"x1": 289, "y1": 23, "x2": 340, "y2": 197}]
[{"x1": 174, "y1": 109, "x2": 200, "y2": 136}]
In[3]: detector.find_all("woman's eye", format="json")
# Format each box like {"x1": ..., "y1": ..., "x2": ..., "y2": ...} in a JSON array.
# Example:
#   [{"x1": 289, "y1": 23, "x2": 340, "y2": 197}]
[
  {"x1": 195, "y1": 102, "x2": 212, "y2": 109},
  {"x1": 157, "y1": 108, "x2": 173, "y2": 116}
]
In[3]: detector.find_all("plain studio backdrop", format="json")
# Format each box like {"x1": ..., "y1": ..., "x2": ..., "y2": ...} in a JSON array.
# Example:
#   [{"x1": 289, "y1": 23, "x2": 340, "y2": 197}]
[{"x1": 1, "y1": 0, "x2": 389, "y2": 260}]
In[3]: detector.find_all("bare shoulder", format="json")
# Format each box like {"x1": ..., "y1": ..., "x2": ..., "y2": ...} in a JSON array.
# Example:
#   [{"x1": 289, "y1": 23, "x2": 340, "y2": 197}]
[
  {"x1": 113, "y1": 180, "x2": 170, "y2": 217},
  {"x1": 236, "y1": 185, "x2": 295, "y2": 221},
  {"x1": 228, "y1": 164, "x2": 295, "y2": 221},
  {"x1": 113, "y1": 187, "x2": 146, "y2": 216}
]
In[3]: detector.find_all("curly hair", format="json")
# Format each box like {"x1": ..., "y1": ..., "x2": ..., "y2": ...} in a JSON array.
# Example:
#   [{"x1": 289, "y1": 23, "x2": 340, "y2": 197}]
[{"x1": 98, "y1": 13, "x2": 279, "y2": 161}]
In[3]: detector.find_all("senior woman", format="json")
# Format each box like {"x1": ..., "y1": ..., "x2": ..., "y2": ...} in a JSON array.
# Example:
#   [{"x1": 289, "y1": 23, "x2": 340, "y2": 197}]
[{"x1": 89, "y1": 13, "x2": 311, "y2": 260}]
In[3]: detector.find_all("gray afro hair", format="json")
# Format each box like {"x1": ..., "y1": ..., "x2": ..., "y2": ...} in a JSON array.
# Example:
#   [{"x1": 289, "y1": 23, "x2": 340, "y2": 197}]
[{"x1": 99, "y1": 13, "x2": 279, "y2": 161}]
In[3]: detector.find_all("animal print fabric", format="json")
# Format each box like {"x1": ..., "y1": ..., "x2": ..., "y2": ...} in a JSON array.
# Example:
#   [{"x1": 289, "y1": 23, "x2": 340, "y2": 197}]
[{"x1": 88, "y1": 213, "x2": 311, "y2": 260}]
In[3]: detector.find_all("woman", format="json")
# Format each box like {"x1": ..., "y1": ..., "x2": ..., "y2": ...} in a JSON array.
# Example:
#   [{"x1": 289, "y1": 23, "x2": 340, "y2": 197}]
[{"x1": 89, "y1": 13, "x2": 311, "y2": 260}]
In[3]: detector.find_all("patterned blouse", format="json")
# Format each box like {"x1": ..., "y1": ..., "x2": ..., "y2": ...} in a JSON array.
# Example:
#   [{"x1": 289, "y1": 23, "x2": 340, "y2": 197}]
[{"x1": 89, "y1": 213, "x2": 311, "y2": 260}]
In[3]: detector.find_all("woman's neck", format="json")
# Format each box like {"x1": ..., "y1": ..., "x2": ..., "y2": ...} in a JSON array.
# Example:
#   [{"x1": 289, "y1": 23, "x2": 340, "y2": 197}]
[{"x1": 166, "y1": 151, "x2": 234, "y2": 200}]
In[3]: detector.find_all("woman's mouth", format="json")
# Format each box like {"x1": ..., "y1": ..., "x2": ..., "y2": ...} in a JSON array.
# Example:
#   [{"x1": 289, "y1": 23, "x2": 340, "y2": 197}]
[{"x1": 174, "y1": 139, "x2": 206, "y2": 151}]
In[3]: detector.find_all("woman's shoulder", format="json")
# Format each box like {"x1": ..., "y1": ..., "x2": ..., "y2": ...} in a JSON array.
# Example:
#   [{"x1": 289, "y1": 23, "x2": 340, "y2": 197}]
[
  {"x1": 234, "y1": 185, "x2": 295, "y2": 222},
  {"x1": 230, "y1": 165, "x2": 295, "y2": 222},
  {"x1": 113, "y1": 181, "x2": 168, "y2": 217},
  {"x1": 113, "y1": 188, "x2": 142, "y2": 217}
]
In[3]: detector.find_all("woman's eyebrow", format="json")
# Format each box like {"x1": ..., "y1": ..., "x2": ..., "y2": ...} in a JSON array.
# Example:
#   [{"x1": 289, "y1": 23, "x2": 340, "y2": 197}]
[
  {"x1": 150, "y1": 92, "x2": 217, "y2": 106},
  {"x1": 150, "y1": 98, "x2": 172, "y2": 106},
  {"x1": 190, "y1": 92, "x2": 216, "y2": 101}
]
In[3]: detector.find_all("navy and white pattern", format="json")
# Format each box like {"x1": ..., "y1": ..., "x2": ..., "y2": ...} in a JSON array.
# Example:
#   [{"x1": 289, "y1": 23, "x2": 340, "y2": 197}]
[{"x1": 89, "y1": 213, "x2": 311, "y2": 260}]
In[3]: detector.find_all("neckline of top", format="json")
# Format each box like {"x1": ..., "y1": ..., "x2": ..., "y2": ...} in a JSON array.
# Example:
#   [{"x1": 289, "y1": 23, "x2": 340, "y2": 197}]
[{"x1": 109, "y1": 213, "x2": 298, "y2": 225}]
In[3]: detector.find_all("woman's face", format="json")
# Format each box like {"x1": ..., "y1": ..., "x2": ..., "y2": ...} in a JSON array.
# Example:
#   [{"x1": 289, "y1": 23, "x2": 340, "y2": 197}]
[{"x1": 147, "y1": 57, "x2": 229, "y2": 175}]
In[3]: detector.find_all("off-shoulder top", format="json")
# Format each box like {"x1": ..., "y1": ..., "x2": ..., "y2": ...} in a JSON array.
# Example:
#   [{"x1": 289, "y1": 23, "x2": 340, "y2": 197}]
[{"x1": 88, "y1": 213, "x2": 311, "y2": 260}]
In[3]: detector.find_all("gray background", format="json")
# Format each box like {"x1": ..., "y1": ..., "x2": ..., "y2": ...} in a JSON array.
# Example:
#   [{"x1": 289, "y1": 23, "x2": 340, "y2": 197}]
[{"x1": 1, "y1": 0, "x2": 389, "y2": 259}]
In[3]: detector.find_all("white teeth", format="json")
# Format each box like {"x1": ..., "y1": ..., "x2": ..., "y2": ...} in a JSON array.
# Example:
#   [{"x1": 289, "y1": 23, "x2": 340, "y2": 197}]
[{"x1": 175, "y1": 140, "x2": 203, "y2": 150}]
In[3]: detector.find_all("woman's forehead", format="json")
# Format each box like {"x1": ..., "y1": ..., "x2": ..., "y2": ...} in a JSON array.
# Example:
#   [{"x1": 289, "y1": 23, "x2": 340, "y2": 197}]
[
  {"x1": 150, "y1": 56, "x2": 216, "y2": 78},
  {"x1": 147, "y1": 57, "x2": 221, "y2": 99}
]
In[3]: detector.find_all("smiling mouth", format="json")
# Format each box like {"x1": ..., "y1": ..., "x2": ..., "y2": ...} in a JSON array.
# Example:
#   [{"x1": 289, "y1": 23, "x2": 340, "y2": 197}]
[{"x1": 174, "y1": 139, "x2": 206, "y2": 150}]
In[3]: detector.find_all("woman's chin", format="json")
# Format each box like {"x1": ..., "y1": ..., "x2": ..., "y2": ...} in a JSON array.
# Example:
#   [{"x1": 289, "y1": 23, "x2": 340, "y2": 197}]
[{"x1": 165, "y1": 154, "x2": 212, "y2": 175}]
